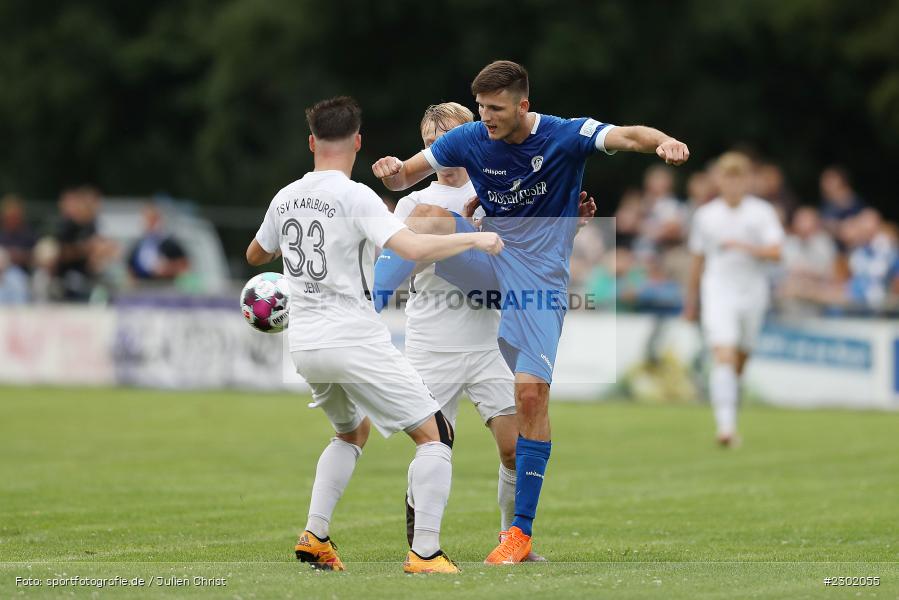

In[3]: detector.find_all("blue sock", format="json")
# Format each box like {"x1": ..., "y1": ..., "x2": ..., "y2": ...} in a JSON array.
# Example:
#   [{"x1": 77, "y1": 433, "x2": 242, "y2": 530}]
[
  {"x1": 371, "y1": 249, "x2": 415, "y2": 312},
  {"x1": 511, "y1": 435, "x2": 551, "y2": 536}
]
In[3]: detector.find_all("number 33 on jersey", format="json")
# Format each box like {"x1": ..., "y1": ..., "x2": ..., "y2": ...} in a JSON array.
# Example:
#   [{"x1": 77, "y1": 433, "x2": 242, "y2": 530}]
[{"x1": 254, "y1": 169, "x2": 407, "y2": 352}]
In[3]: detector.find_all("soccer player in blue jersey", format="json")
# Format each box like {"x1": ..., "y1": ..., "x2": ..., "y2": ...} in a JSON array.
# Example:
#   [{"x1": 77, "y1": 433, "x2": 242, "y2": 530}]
[{"x1": 372, "y1": 60, "x2": 689, "y2": 564}]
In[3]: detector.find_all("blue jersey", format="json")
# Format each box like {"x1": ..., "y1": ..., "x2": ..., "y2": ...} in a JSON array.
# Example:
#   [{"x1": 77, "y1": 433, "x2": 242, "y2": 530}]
[{"x1": 423, "y1": 113, "x2": 615, "y2": 278}]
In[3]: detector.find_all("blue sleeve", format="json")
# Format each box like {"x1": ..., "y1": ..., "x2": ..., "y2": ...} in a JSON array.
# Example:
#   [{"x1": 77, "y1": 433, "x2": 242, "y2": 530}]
[
  {"x1": 427, "y1": 123, "x2": 473, "y2": 169},
  {"x1": 560, "y1": 117, "x2": 615, "y2": 158},
  {"x1": 371, "y1": 249, "x2": 415, "y2": 312}
]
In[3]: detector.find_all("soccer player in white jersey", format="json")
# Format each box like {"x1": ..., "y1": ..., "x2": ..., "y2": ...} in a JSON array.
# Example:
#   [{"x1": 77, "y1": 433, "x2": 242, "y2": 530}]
[
  {"x1": 246, "y1": 96, "x2": 503, "y2": 573},
  {"x1": 684, "y1": 151, "x2": 784, "y2": 446},
  {"x1": 376, "y1": 102, "x2": 547, "y2": 561}
]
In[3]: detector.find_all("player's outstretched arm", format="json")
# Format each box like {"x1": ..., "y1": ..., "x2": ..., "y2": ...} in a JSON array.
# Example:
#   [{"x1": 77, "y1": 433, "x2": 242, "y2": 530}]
[
  {"x1": 604, "y1": 126, "x2": 690, "y2": 166},
  {"x1": 383, "y1": 228, "x2": 502, "y2": 263},
  {"x1": 245, "y1": 239, "x2": 279, "y2": 266},
  {"x1": 372, "y1": 152, "x2": 436, "y2": 191}
]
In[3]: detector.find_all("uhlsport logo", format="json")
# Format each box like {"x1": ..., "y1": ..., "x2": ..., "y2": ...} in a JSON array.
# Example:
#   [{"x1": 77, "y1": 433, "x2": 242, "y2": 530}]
[{"x1": 531, "y1": 155, "x2": 544, "y2": 172}]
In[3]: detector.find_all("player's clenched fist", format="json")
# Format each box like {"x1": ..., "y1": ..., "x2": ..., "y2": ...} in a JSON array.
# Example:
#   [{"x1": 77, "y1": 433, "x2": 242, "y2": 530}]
[
  {"x1": 656, "y1": 139, "x2": 690, "y2": 166},
  {"x1": 473, "y1": 232, "x2": 503, "y2": 255},
  {"x1": 372, "y1": 156, "x2": 404, "y2": 179}
]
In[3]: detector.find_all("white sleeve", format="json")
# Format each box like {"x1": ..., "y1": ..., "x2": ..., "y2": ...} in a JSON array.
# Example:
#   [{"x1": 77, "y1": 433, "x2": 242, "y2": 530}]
[
  {"x1": 355, "y1": 186, "x2": 407, "y2": 247},
  {"x1": 594, "y1": 124, "x2": 618, "y2": 155},
  {"x1": 392, "y1": 194, "x2": 419, "y2": 221},
  {"x1": 422, "y1": 147, "x2": 446, "y2": 170},
  {"x1": 254, "y1": 201, "x2": 280, "y2": 254}
]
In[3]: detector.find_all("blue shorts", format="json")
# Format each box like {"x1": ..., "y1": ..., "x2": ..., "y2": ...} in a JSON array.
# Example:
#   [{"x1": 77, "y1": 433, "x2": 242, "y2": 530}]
[{"x1": 434, "y1": 213, "x2": 568, "y2": 384}]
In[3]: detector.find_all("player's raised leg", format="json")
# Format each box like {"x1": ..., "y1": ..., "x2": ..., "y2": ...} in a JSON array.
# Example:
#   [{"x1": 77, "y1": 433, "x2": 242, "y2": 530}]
[
  {"x1": 487, "y1": 412, "x2": 548, "y2": 562},
  {"x1": 403, "y1": 411, "x2": 459, "y2": 574},
  {"x1": 485, "y1": 373, "x2": 550, "y2": 565}
]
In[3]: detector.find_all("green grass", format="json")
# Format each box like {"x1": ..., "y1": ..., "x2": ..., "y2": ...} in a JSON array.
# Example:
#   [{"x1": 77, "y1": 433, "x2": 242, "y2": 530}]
[{"x1": 1, "y1": 387, "x2": 898, "y2": 599}]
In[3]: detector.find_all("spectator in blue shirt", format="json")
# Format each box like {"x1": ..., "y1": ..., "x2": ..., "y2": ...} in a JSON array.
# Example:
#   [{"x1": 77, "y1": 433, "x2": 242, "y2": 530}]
[{"x1": 820, "y1": 166, "x2": 864, "y2": 247}]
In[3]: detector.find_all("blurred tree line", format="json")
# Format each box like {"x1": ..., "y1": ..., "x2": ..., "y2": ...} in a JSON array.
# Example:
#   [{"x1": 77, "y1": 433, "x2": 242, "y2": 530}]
[{"x1": 2, "y1": 0, "x2": 898, "y2": 221}]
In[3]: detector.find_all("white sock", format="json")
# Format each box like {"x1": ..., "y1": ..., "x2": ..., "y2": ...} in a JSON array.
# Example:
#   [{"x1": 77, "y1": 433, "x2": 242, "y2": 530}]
[
  {"x1": 710, "y1": 363, "x2": 738, "y2": 436},
  {"x1": 498, "y1": 464, "x2": 516, "y2": 532},
  {"x1": 305, "y1": 438, "x2": 362, "y2": 539},
  {"x1": 408, "y1": 441, "x2": 452, "y2": 558}
]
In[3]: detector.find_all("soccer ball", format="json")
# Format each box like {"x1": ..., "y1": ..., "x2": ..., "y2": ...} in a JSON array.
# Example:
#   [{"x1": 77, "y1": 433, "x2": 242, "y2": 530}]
[{"x1": 240, "y1": 272, "x2": 290, "y2": 333}]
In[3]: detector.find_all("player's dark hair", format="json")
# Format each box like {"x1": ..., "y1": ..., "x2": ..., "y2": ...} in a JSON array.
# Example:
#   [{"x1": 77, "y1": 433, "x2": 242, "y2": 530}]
[
  {"x1": 471, "y1": 60, "x2": 529, "y2": 98},
  {"x1": 305, "y1": 96, "x2": 362, "y2": 141}
]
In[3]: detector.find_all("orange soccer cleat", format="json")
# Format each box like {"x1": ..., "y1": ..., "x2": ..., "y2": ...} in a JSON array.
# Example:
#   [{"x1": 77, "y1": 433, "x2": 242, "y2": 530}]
[
  {"x1": 295, "y1": 530, "x2": 345, "y2": 571},
  {"x1": 497, "y1": 531, "x2": 547, "y2": 562},
  {"x1": 484, "y1": 526, "x2": 532, "y2": 565},
  {"x1": 403, "y1": 550, "x2": 460, "y2": 574}
]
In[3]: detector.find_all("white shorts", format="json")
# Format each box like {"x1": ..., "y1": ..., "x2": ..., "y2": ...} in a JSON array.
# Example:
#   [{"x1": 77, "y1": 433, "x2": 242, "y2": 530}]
[
  {"x1": 701, "y1": 294, "x2": 767, "y2": 351},
  {"x1": 405, "y1": 346, "x2": 516, "y2": 427},
  {"x1": 291, "y1": 341, "x2": 440, "y2": 438}
]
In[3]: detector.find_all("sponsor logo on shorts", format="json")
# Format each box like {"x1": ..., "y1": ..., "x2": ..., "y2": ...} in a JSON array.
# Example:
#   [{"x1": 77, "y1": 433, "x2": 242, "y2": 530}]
[{"x1": 540, "y1": 353, "x2": 553, "y2": 369}]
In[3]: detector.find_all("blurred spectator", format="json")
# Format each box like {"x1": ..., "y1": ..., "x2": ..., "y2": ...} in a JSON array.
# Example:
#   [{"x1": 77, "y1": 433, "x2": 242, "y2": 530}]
[
  {"x1": 635, "y1": 165, "x2": 685, "y2": 257},
  {"x1": 777, "y1": 206, "x2": 837, "y2": 314},
  {"x1": 782, "y1": 207, "x2": 837, "y2": 279},
  {"x1": 636, "y1": 255, "x2": 683, "y2": 313},
  {"x1": 0, "y1": 247, "x2": 29, "y2": 304},
  {"x1": 754, "y1": 162, "x2": 797, "y2": 221},
  {"x1": 845, "y1": 209, "x2": 898, "y2": 310},
  {"x1": 127, "y1": 205, "x2": 190, "y2": 281},
  {"x1": 684, "y1": 170, "x2": 717, "y2": 231},
  {"x1": 820, "y1": 166, "x2": 864, "y2": 240},
  {"x1": 55, "y1": 186, "x2": 118, "y2": 301},
  {"x1": 30, "y1": 237, "x2": 60, "y2": 302},
  {"x1": 586, "y1": 247, "x2": 647, "y2": 311},
  {"x1": 614, "y1": 189, "x2": 643, "y2": 249},
  {"x1": 0, "y1": 194, "x2": 37, "y2": 271},
  {"x1": 569, "y1": 220, "x2": 605, "y2": 290},
  {"x1": 788, "y1": 209, "x2": 899, "y2": 313}
]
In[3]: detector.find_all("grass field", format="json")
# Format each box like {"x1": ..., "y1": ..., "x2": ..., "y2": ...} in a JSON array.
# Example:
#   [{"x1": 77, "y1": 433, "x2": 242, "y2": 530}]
[{"x1": 1, "y1": 387, "x2": 898, "y2": 599}]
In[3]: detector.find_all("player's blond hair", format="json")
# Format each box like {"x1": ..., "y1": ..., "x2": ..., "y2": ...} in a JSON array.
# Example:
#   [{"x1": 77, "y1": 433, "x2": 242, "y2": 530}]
[
  {"x1": 716, "y1": 151, "x2": 752, "y2": 176},
  {"x1": 420, "y1": 102, "x2": 474, "y2": 137}
]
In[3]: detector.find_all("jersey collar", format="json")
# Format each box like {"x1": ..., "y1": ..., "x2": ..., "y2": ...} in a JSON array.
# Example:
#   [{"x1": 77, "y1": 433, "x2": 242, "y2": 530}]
[{"x1": 530, "y1": 113, "x2": 541, "y2": 135}]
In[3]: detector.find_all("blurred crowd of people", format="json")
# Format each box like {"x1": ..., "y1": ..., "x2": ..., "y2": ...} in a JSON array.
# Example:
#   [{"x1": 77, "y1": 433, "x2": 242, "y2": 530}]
[
  {"x1": 0, "y1": 187, "x2": 190, "y2": 304},
  {"x1": 4, "y1": 162, "x2": 898, "y2": 317},
  {"x1": 571, "y1": 161, "x2": 899, "y2": 316}
]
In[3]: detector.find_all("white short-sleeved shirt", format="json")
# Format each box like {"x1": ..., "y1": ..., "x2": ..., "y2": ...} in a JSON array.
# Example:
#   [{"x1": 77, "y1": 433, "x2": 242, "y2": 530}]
[
  {"x1": 688, "y1": 195, "x2": 784, "y2": 300},
  {"x1": 255, "y1": 170, "x2": 406, "y2": 351},
  {"x1": 393, "y1": 180, "x2": 500, "y2": 352}
]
